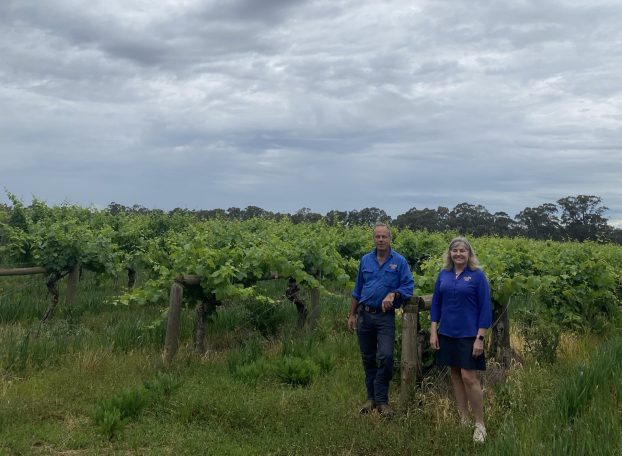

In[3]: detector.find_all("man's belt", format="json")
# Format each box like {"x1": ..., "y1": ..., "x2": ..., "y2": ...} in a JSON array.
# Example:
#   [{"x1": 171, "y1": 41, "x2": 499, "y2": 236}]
[
  {"x1": 359, "y1": 305, "x2": 395, "y2": 314},
  {"x1": 361, "y1": 305, "x2": 380, "y2": 314}
]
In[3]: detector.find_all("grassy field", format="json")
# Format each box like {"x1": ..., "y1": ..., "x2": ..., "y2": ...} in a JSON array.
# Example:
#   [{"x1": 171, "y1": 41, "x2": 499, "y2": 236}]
[{"x1": 0, "y1": 272, "x2": 620, "y2": 455}]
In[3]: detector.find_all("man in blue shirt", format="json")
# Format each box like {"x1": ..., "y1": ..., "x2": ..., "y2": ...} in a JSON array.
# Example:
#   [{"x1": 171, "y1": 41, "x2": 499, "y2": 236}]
[{"x1": 348, "y1": 223, "x2": 414, "y2": 417}]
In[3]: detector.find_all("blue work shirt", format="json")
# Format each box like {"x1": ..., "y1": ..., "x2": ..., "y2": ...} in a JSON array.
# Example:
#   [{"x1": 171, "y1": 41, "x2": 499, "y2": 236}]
[
  {"x1": 430, "y1": 268, "x2": 492, "y2": 338},
  {"x1": 352, "y1": 249, "x2": 414, "y2": 310}
]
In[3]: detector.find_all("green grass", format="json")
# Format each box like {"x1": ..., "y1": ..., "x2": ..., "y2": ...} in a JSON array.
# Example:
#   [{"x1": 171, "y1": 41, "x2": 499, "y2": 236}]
[
  {"x1": 481, "y1": 334, "x2": 622, "y2": 456},
  {"x1": 0, "y1": 273, "x2": 621, "y2": 455}
]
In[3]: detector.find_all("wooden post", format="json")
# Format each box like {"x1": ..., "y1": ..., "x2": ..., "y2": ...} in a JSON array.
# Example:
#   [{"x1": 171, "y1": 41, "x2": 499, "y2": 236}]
[
  {"x1": 0, "y1": 267, "x2": 47, "y2": 276},
  {"x1": 413, "y1": 298, "x2": 422, "y2": 381},
  {"x1": 418, "y1": 294, "x2": 432, "y2": 312},
  {"x1": 489, "y1": 299, "x2": 512, "y2": 366},
  {"x1": 400, "y1": 299, "x2": 419, "y2": 407},
  {"x1": 164, "y1": 281, "x2": 184, "y2": 364},
  {"x1": 65, "y1": 264, "x2": 80, "y2": 311}
]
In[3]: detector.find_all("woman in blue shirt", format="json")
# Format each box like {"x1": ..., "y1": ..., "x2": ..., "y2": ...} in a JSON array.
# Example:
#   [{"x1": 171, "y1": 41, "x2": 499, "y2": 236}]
[{"x1": 430, "y1": 237, "x2": 492, "y2": 443}]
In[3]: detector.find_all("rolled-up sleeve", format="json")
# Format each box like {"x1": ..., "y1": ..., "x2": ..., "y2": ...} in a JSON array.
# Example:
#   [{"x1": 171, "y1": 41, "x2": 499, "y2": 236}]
[{"x1": 351, "y1": 261, "x2": 364, "y2": 301}]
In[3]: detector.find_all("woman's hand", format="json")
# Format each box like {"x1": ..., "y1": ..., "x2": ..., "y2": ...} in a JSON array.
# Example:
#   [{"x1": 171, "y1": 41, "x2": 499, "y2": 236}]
[
  {"x1": 429, "y1": 330, "x2": 439, "y2": 350},
  {"x1": 472, "y1": 338, "x2": 484, "y2": 357}
]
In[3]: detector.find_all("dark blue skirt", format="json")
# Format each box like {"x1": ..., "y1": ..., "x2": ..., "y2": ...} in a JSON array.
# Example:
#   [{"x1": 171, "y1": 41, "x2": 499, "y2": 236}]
[{"x1": 436, "y1": 334, "x2": 486, "y2": 371}]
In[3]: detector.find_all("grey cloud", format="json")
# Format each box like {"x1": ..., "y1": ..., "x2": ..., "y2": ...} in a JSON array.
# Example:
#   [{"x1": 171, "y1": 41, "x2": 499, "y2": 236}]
[
  {"x1": 0, "y1": 0, "x2": 621, "y2": 222},
  {"x1": 200, "y1": 0, "x2": 310, "y2": 23}
]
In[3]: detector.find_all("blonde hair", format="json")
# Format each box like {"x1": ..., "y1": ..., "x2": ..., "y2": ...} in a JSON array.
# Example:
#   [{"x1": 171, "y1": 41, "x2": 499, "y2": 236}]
[{"x1": 442, "y1": 236, "x2": 480, "y2": 271}]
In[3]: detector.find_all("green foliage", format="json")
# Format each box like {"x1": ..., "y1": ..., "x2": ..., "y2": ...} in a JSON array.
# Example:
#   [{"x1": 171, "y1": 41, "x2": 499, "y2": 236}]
[
  {"x1": 226, "y1": 334, "x2": 332, "y2": 387},
  {"x1": 110, "y1": 387, "x2": 149, "y2": 419},
  {"x1": 91, "y1": 372, "x2": 180, "y2": 440},
  {"x1": 274, "y1": 356, "x2": 319, "y2": 387},
  {"x1": 0, "y1": 197, "x2": 122, "y2": 276},
  {"x1": 242, "y1": 297, "x2": 289, "y2": 338},
  {"x1": 92, "y1": 387, "x2": 148, "y2": 440},
  {"x1": 513, "y1": 297, "x2": 562, "y2": 363},
  {"x1": 144, "y1": 371, "x2": 180, "y2": 397},
  {"x1": 3, "y1": 329, "x2": 32, "y2": 372},
  {"x1": 1, "y1": 321, "x2": 90, "y2": 373},
  {"x1": 281, "y1": 332, "x2": 335, "y2": 375},
  {"x1": 2, "y1": 197, "x2": 622, "y2": 375},
  {"x1": 209, "y1": 304, "x2": 250, "y2": 333},
  {"x1": 94, "y1": 406, "x2": 123, "y2": 440},
  {"x1": 476, "y1": 237, "x2": 621, "y2": 330},
  {"x1": 483, "y1": 335, "x2": 622, "y2": 456},
  {"x1": 231, "y1": 359, "x2": 272, "y2": 386},
  {"x1": 312, "y1": 350, "x2": 336, "y2": 374},
  {"x1": 393, "y1": 229, "x2": 452, "y2": 274},
  {"x1": 121, "y1": 218, "x2": 355, "y2": 311},
  {"x1": 1, "y1": 244, "x2": 622, "y2": 455},
  {"x1": 227, "y1": 336, "x2": 263, "y2": 375}
]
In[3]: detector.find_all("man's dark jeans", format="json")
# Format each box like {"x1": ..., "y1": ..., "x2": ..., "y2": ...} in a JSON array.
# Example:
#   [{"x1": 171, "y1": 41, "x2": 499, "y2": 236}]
[{"x1": 357, "y1": 309, "x2": 395, "y2": 405}]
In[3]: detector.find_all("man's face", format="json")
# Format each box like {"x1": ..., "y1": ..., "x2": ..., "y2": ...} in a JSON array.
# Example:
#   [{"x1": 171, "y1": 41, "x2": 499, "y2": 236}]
[{"x1": 373, "y1": 226, "x2": 391, "y2": 252}]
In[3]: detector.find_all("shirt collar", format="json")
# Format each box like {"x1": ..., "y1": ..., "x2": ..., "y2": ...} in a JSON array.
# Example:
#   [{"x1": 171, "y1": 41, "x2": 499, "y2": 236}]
[
  {"x1": 452, "y1": 266, "x2": 474, "y2": 273},
  {"x1": 374, "y1": 247, "x2": 394, "y2": 260}
]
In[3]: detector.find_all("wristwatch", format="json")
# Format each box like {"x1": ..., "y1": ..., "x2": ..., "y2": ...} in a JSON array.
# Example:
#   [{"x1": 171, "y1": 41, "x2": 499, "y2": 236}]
[{"x1": 477, "y1": 335, "x2": 485, "y2": 341}]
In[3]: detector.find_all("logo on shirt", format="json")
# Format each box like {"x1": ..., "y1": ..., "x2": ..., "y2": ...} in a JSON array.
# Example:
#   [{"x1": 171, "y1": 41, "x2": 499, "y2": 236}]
[
  {"x1": 463, "y1": 276, "x2": 472, "y2": 282},
  {"x1": 389, "y1": 263, "x2": 398, "y2": 270}
]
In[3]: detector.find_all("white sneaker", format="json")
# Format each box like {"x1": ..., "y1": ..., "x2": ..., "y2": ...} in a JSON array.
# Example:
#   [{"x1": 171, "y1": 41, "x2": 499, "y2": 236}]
[
  {"x1": 473, "y1": 422, "x2": 486, "y2": 443},
  {"x1": 460, "y1": 415, "x2": 471, "y2": 427}
]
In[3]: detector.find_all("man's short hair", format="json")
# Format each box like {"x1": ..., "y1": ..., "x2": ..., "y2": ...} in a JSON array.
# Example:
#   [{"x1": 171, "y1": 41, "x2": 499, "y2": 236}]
[{"x1": 373, "y1": 222, "x2": 392, "y2": 238}]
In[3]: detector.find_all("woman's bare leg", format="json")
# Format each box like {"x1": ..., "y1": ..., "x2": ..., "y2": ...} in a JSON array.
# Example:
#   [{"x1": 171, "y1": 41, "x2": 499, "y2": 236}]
[
  {"x1": 450, "y1": 367, "x2": 469, "y2": 420},
  {"x1": 460, "y1": 369, "x2": 484, "y2": 425}
]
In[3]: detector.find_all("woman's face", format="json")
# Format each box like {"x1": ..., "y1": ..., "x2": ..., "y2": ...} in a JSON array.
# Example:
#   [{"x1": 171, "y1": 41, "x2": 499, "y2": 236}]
[{"x1": 450, "y1": 242, "x2": 470, "y2": 268}]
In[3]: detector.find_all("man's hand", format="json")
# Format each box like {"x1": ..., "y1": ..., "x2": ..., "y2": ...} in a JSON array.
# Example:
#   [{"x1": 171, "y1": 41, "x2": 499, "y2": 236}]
[
  {"x1": 381, "y1": 292, "x2": 395, "y2": 312},
  {"x1": 347, "y1": 314, "x2": 357, "y2": 332}
]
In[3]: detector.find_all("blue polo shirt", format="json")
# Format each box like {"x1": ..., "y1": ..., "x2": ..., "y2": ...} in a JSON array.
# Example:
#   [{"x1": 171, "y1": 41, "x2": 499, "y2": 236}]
[
  {"x1": 430, "y1": 268, "x2": 492, "y2": 338},
  {"x1": 352, "y1": 249, "x2": 414, "y2": 310}
]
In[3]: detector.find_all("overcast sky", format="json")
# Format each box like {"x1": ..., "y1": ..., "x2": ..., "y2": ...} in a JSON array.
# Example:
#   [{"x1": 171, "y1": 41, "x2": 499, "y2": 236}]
[{"x1": 1, "y1": 0, "x2": 621, "y2": 225}]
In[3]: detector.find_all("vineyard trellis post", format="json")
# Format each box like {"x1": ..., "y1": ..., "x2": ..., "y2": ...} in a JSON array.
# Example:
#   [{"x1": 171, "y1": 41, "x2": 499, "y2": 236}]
[
  {"x1": 164, "y1": 274, "x2": 221, "y2": 361},
  {"x1": 488, "y1": 299, "x2": 512, "y2": 366},
  {"x1": 163, "y1": 274, "x2": 324, "y2": 362},
  {"x1": 399, "y1": 295, "x2": 431, "y2": 406},
  {"x1": 164, "y1": 278, "x2": 184, "y2": 365},
  {"x1": 399, "y1": 299, "x2": 418, "y2": 407}
]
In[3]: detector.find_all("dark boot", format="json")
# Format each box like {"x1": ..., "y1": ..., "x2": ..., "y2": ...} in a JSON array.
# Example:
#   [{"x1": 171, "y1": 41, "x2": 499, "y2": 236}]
[
  {"x1": 359, "y1": 400, "x2": 376, "y2": 414},
  {"x1": 377, "y1": 403, "x2": 394, "y2": 418}
]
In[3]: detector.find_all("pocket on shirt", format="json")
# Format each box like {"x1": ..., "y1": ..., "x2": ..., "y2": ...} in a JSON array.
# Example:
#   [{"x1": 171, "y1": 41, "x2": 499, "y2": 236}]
[
  {"x1": 384, "y1": 269, "x2": 399, "y2": 288},
  {"x1": 362, "y1": 268, "x2": 375, "y2": 282}
]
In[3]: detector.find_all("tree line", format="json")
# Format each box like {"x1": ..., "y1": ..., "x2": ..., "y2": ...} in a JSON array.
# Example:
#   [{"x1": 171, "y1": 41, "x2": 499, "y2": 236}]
[{"x1": 98, "y1": 195, "x2": 621, "y2": 243}]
